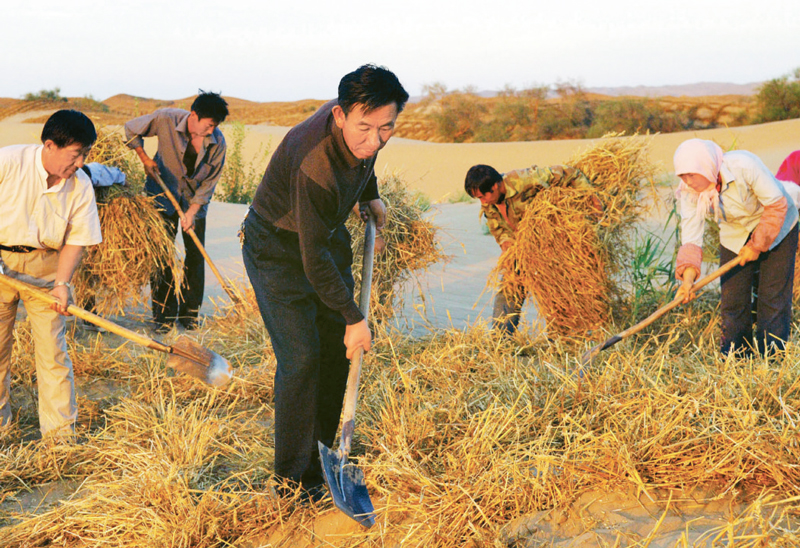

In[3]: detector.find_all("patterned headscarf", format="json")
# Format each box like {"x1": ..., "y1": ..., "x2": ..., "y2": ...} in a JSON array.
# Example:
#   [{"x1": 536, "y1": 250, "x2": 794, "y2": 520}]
[{"x1": 674, "y1": 139, "x2": 724, "y2": 222}]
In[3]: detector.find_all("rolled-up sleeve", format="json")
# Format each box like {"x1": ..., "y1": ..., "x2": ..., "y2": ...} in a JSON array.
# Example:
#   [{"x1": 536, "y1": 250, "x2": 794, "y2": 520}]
[{"x1": 124, "y1": 113, "x2": 157, "y2": 150}]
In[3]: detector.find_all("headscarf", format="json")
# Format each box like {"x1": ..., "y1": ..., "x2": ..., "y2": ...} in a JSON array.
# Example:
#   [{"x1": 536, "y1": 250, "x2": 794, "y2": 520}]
[
  {"x1": 776, "y1": 150, "x2": 800, "y2": 185},
  {"x1": 674, "y1": 139, "x2": 724, "y2": 222}
]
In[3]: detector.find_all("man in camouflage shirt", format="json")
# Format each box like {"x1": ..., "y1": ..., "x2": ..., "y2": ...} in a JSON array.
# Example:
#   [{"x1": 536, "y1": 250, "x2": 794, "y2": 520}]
[{"x1": 464, "y1": 163, "x2": 593, "y2": 334}]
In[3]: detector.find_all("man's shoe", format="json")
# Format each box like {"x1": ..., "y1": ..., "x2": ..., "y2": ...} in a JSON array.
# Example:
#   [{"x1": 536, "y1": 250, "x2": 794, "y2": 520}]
[
  {"x1": 180, "y1": 318, "x2": 200, "y2": 331},
  {"x1": 81, "y1": 318, "x2": 106, "y2": 333},
  {"x1": 153, "y1": 322, "x2": 173, "y2": 335}
]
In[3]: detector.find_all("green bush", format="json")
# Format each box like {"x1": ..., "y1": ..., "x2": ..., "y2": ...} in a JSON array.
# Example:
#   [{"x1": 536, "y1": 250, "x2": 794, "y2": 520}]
[
  {"x1": 754, "y1": 68, "x2": 800, "y2": 123},
  {"x1": 588, "y1": 98, "x2": 688, "y2": 138},
  {"x1": 23, "y1": 87, "x2": 67, "y2": 102},
  {"x1": 214, "y1": 122, "x2": 270, "y2": 204}
]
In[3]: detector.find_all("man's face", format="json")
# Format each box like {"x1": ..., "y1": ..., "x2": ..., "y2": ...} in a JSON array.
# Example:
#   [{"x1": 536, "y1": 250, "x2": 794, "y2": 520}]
[
  {"x1": 473, "y1": 182, "x2": 503, "y2": 206},
  {"x1": 679, "y1": 173, "x2": 715, "y2": 193},
  {"x1": 42, "y1": 140, "x2": 91, "y2": 182},
  {"x1": 188, "y1": 112, "x2": 218, "y2": 138},
  {"x1": 333, "y1": 102, "x2": 398, "y2": 160}
]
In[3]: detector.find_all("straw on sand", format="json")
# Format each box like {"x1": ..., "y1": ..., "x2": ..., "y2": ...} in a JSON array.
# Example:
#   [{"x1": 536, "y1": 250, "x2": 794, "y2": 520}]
[{"x1": 3, "y1": 160, "x2": 799, "y2": 547}]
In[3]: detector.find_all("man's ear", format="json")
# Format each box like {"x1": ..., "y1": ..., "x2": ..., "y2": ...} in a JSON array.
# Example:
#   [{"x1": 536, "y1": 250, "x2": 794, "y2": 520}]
[{"x1": 332, "y1": 105, "x2": 346, "y2": 129}]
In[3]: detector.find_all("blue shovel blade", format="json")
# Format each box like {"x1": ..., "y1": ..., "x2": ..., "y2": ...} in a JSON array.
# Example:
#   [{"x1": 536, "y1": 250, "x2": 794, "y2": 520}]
[{"x1": 318, "y1": 441, "x2": 376, "y2": 528}]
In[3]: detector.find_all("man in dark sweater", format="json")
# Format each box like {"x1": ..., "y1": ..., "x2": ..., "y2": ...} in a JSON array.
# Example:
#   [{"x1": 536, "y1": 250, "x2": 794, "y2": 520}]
[{"x1": 241, "y1": 65, "x2": 408, "y2": 497}]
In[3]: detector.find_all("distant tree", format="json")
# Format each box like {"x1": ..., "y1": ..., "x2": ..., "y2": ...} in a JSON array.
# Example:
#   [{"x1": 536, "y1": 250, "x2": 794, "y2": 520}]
[
  {"x1": 427, "y1": 85, "x2": 486, "y2": 143},
  {"x1": 754, "y1": 68, "x2": 800, "y2": 123},
  {"x1": 23, "y1": 87, "x2": 67, "y2": 102},
  {"x1": 531, "y1": 82, "x2": 592, "y2": 140}
]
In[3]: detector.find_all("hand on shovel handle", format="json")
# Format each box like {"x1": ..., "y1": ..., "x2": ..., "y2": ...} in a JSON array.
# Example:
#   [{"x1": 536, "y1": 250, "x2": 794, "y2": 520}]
[
  {"x1": 581, "y1": 256, "x2": 741, "y2": 365},
  {"x1": 150, "y1": 172, "x2": 242, "y2": 305}
]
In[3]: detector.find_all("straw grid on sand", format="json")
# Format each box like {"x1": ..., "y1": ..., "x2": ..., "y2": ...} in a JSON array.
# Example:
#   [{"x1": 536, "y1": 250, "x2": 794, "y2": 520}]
[
  {"x1": 496, "y1": 133, "x2": 660, "y2": 338},
  {"x1": 2, "y1": 174, "x2": 800, "y2": 547},
  {"x1": 2, "y1": 296, "x2": 800, "y2": 546},
  {"x1": 74, "y1": 127, "x2": 181, "y2": 315}
]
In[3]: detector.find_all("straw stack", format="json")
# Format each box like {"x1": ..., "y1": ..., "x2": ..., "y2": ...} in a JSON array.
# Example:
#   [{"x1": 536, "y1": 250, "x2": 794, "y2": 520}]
[
  {"x1": 73, "y1": 127, "x2": 180, "y2": 315},
  {"x1": 495, "y1": 133, "x2": 657, "y2": 337}
]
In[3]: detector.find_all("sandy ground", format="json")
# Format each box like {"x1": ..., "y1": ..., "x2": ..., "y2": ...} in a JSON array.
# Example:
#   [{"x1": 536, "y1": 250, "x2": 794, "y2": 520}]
[{"x1": 3, "y1": 112, "x2": 800, "y2": 546}]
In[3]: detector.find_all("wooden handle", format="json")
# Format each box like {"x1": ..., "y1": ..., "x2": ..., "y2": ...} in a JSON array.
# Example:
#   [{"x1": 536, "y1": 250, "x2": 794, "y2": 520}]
[
  {"x1": 150, "y1": 172, "x2": 241, "y2": 304},
  {"x1": 337, "y1": 215, "x2": 376, "y2": 454},
  {"x1": 582, "y1": 256, "x2": 741, "y2": 364},
  {"x1": 0, "y1": 272, "x2": 171, "y2": 353}
]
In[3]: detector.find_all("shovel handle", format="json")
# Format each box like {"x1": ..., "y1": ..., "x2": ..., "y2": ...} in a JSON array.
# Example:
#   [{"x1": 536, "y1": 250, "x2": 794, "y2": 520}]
[
  {"x1": 0, "y1": 272, "x2": 171, "y2": 353},
  {"x1": 150, "y1": 172, "x2": 241, "y2": 304},
  {"x1": 338, "y1": 214, "x2": 376, "y2": 454},
  {"x1": 581, "y1": 256, "x2": 741, "y2": 364}
]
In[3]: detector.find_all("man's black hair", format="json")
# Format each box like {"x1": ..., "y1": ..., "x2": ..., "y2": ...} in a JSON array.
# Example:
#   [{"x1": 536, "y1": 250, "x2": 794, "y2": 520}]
[
  {"x1": 191, "y1": 90, "x2": 229, "y2": 125},
  {"x1": 338, "y1": 64, "x2": 409, "y2": 116},
  {"x1": 41, "y1": 110, "x2": 97, "y2": 148},
  {"x1": 465, "y1": 164, "x2": 503, "y2": 196}
]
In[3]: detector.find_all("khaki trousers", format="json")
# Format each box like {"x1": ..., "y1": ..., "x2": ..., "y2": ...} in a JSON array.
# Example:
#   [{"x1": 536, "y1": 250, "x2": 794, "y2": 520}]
[{"x1": 0, "y1": 249, "x2": 77, "y2": 436}]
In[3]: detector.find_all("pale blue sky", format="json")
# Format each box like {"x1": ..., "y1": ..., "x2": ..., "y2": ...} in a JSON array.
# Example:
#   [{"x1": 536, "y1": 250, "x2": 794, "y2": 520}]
[{"x1": 2, "y1": 0, "x2": 799, "y2": 102}]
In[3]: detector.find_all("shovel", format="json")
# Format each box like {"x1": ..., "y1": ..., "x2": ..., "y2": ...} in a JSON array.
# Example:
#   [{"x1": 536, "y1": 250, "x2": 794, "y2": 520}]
[
  {"x1": 581, "y1": 256, "x2": 741, "y2": 366},
  {"x1": 0, "y1": 271, "x2": 232, "y2": 386},
  {"x1": 150, "y1": 171, "x2": 242, "y2": 305},
  {"x1": 318, "y1": 214, "x2": 377, "y2": 528}
]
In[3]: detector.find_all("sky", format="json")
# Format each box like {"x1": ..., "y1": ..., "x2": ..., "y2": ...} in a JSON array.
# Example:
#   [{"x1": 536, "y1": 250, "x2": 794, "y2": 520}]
[{"x1": 3, "y1": 0, "x2": 800, "y2": 103}]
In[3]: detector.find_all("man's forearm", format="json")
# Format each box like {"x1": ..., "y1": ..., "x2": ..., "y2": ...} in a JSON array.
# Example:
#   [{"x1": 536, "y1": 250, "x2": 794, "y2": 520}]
[{"x1": 55, "y1": 244, "x2": 84, "y2": 284}]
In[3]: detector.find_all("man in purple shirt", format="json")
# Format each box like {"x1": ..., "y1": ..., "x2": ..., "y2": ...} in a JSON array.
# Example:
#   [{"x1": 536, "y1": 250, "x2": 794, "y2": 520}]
[{"x1": 125, "y1": 91, "x2": 228, "y2": 333}]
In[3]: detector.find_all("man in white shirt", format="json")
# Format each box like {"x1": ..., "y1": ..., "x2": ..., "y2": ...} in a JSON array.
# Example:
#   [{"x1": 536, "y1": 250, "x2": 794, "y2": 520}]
[{"x1": 0, "y1": 110, "x2": 102, "y2": 438}]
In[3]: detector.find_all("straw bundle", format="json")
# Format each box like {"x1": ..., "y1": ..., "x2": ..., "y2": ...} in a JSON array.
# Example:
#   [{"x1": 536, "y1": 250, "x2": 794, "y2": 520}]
[
  {"x1": 72, "y1": 189, "x2": 181, "y2": 316},
  {"x1": 346, "y1": 173, "x2": 446, "y2": 323},
  {"x1": 73, "y1": 126, "x2": 181, "y2": 315},
  {"x1": 495, "y1": 133, "x2": 657, "y2": 337}
]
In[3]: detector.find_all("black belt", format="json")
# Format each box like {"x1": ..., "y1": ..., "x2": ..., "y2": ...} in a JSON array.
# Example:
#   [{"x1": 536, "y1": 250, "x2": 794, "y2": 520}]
[{"x1": 0, "y1": 244, "x2": 38, "y2": 253}]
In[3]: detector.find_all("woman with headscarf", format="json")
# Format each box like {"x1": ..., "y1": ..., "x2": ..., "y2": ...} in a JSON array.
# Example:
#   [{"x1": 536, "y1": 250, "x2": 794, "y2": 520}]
[{"x1": 674, "y1": 138, "x2": 799, "y2": 356}]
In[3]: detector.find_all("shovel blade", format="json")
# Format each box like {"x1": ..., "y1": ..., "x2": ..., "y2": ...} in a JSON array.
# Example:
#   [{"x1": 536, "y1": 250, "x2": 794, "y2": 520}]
[
  {"x1": 318, "y1": 441, "x2": 376, "y2": 528},
  {"x1": 166, "y1": 336, "x2": 232, "y2": 386}
]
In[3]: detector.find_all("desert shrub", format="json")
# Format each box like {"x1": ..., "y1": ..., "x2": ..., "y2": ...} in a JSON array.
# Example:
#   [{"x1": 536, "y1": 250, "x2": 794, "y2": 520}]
[
  {"x1": 22, "y1": 87, "x2": 67, "y2": 102},
  {"x1": 214, "y1": 122, "x2": 270, "y2": 204},
  {"x1": 474, "y1": 85, "x2": 548, "y2": 142},
  {"x1": 588, "y1": 97, "x2": 688, "y2": 138},
  {"x1": 424, "y1": 83, "x2": 486, "y2": 143},
  {"x1": 754, "y1": 68, "x2": 800, "y2": 123}
]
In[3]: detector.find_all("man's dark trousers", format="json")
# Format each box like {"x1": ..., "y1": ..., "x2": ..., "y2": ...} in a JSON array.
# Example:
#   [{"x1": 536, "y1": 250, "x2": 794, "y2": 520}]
[
  {"x1": 241, "y1": 208, "x2": 352, "y2": 488},
  {"x1": 719, "y1": 223, "x2": 798, "y2": 356},
  {"x1": 151, "y1": 211, "x2": 206, "y2": 328}
]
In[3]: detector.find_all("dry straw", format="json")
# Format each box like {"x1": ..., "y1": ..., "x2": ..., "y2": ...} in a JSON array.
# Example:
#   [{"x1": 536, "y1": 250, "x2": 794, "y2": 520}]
[
  {"x1": 495, "y1": 132, "x2": 658, "y2": 338},
  {"x1": 3, "y1": 173, "x2": 799, "y2": 547},
  {"x1": 73, "y1": 127, "x2": 181, "y2": 315},
  {"x1": 346, "y1": 173, "x2": 446, "y2": 324}
]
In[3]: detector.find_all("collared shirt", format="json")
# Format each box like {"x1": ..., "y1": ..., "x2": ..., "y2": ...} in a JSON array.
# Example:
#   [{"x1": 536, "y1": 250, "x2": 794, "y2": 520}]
[
  {"x1": 0, "y1": 144, "x2": 102, "y2": 250},
  {"x1": 124, "y1": 108, "x2": 226, "y2": 219},
  {"x1": 250, "y1": 99, "x2": 380, "y2": 325},
  {"x1": 482, "y1": 165, "x2": 592, "y2": 247},
  {"x1": 679, "y1": 150, "x2": 799, "y2": 253}
]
